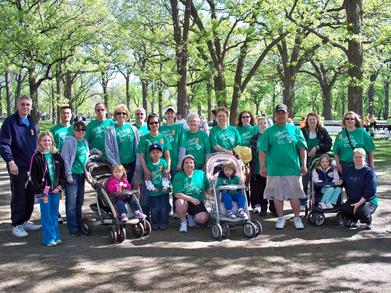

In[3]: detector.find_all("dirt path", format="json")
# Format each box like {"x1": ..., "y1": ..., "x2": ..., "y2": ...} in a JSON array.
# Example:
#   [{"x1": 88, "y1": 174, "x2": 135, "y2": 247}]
[{"x1": 0, "y1": 162, "x2": 390, "y2": 292}]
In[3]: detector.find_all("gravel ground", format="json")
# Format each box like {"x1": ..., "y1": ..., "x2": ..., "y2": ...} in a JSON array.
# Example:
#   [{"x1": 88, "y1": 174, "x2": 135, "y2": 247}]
[{"x1": 0, "y1": 163, "x2": 390, "y2": 293}]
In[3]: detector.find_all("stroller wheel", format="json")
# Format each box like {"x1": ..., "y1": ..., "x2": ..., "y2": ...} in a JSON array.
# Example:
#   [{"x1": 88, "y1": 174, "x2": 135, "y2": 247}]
[
  {"x1": 336, "y1": 212, "x2": 345, "y2": 226},
  {"x1": 131, "y1": 223, "x2": 145, "y2": 238},
  {"x1": 313, "y1": 212, "x2": 325, "y2": 226},
  {"x1": 108, "y1": 226, "x2": 118, "y2": 244},
  {"x1": 221, "y1": 223, "x2": 230, "y2": 239},
  {"x1": 81, "y1": 218, "x2": 93, "y2": 235},
  {"x1": 143, "y1": 220, "x2": 152, "y2": 236},
  {"x1": 211, "y1": 224, "x2": 223, "y2": 240},
  {"x1": 243, "y1": 222, "x2": 256, "y2": 238},
  {"x1": 117, "y1": 227, "x2": 126, "y2": 243},
  {"x1": 253, "y1": 220, "x2": 263, "y2": 236},
  {"x1": 308, "y1": 212, "x2": 315, "y2": 225}
]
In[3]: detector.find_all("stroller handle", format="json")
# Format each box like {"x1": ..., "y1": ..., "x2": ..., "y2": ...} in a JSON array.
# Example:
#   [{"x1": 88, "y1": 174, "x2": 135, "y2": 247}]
[{"x1": 216, "y1": 184, "x2": 246, "y2": 192}]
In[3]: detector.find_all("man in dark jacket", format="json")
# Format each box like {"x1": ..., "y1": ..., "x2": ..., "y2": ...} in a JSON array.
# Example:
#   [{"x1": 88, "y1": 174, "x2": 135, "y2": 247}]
[{"x1": 0, "y1": 96, "x2": 40, "y2": 237}]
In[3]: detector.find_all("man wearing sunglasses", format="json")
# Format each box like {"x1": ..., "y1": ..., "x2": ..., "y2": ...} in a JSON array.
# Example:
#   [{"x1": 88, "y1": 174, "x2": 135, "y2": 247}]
[
  {"x1": 85, "y1": 103, "x2": 115, "y2": 158},
  {"x1": 0, "y1": 96, "x2": 41, "y2": 237}
]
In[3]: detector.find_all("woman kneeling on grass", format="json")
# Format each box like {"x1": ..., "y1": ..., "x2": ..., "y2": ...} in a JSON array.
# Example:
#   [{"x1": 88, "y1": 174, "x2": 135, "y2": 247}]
[{"x1": 340, "y1": 148, "x2": 378, "y2": 230}]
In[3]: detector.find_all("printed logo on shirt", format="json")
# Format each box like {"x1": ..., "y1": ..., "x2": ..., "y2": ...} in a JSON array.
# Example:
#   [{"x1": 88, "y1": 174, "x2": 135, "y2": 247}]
[
  {"x1": 171, "y1": 130, "x2": 176, "y2": 136},
  {"x1": 275, "y1": 129, "x2": 293, "y2": 145},
  {"x1": 187, "y1": 138, "x2": 202, "y2": 151}
]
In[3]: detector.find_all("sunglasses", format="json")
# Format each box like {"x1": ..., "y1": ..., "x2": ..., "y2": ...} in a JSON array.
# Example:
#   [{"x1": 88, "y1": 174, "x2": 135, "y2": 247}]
[
  {"x1": 242, "y1": 116, "x2": 250, "y2": 119},
  {"x1": 96, "y1": 108, "x2": 106, "y2": 112},
  {"x1": 149, "y1": 121, "x2": 159, "y2": 125},
  {"x1": 75, "y1": 128, "x2": 86, "y2": 132},
  {"x1": 345, "y1": 117, "x2": 355, "y2": 121},
  {"x1": 116, "y1": 112, "x2": 128, "y2": 116}
]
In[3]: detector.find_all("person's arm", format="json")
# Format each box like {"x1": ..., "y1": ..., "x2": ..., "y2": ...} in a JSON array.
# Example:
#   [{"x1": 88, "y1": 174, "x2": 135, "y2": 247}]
[
  {"x1": 259, "y1": 151, "x2": 267, "y2": 177},
  {"x1": 212, "y1": 144, "x2": 233, "y2": 155},
  {"x1": 175, "y1": 192, "x2": 199, "y2": 205},
  {"x1": 0, "y1": 119, "x2": 19, "y2": 176},
  {"x1": 299, "y1": 147, "x2": 307, "y2": 175},
  {"x1": 163, "y1": 150, "x2": 171, "y2": 175},
  {"x1": 334, "y1": 154, "x2": 343, "y2": 174},
  {"x1": 318, "y1": 127, "x2": 332, "y2": 154},
  {"x1": 139, "y1": 153, "x2": 151, "y2": 180},
  {"x1": 104, "y1": 127, "x2": 118, "y2": 166},
  {"x1": 367, "y1": 151, "x2": 375, "y2": 170},
  {"x1": 106, "y1": 178, "x2": 119, "y2": 193}
]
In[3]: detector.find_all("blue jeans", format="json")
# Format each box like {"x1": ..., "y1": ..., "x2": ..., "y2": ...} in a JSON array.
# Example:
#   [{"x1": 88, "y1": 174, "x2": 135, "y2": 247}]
[
  {"x1": 221, "y1": 192, "x2": 246, "y2": 210},
  {"x1": 115, "y1": 196, "x2": 140, "y2": 215},
  {"x1": 39, "y1": 192, "x2": 60, "y2": 245},
  {"x1": 320, "y1": 187, "x2": 341, "y2": 205},
  {"x1": 65, "y1": 174, "x2": 85, "y2": 234},
  {"x1": 149, "y1": 193, "x2": 169, "y2": 229},
  {"x1": 139, "y1": 183, "x2": 150, "y2": 219}
]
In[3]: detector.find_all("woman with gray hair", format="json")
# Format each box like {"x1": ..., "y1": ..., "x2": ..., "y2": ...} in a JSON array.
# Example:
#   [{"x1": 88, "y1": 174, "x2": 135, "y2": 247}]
[{"x1": 184, "y1": 113, "x2": 211, "y2": 170}]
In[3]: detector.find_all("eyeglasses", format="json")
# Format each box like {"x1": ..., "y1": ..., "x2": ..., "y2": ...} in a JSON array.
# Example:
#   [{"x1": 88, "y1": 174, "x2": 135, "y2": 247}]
[
  {"x1": 242, "y1": 116, "x2": 250, "y2": 119},
  {"x1": 21, "y1": 103, "x2": 31, "y2": 106},
  {"x1": 116, "y1": 112, "x2": 128, "y2": 116},
  {"x1": 135, "y1": 113, "x2": 144, "y2": 116},
  {"x1": 75, "y1": 128, "x2": 86, "y2": 132},
  {"x1": 345, "y1": 117, "x2": 355, "y2": 121},
  {"x1": 96, "y1": 108, "x2": 106, "y2": 112},
  {"x1": 149, "y1": 121, "x2": 159, "y2": 125}
]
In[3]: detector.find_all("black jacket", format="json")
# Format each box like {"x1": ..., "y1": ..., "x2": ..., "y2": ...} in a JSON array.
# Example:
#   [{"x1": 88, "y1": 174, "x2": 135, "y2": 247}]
[
  {"x1": 301, "y1": 126, "x2": 332, "y2": 155},
  {"x1": 30, "y1": 151, "x2": 66, "y2": 194}
]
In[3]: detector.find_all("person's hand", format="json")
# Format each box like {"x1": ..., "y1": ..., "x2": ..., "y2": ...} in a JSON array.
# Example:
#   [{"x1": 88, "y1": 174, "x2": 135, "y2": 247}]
[
  {"x1": 52, "y1": 186, "x2": 62, "y2": 193},
  {"x1": 308, "y1": 147, "x2": 317, "y2": 158},
  {"x1": 191, "y1": 198, "x2": 200, "y2": 205},
  {"x1": 8, "y1": 161, "x2": 18, "y2": 176},
  {"x1": 351, "y1": 202, "x2": 362, "y2": 214},
  {"x1": 143, "y1": 169, "x2": 152, "y2": 180},
  {"x1": 369, "y1": 163, "x2": 375, "y2": 170},
  {"x1": 335, "y1": 179, "x2": 343, "y2": 186},
  {"x1": 164, "y1": 168, "x2": 171, "y2": 178},
  {"x1": 67, "y1": 176, "x2": 73, "y2": 184},
  {"x1": 260, "y1": 166, "x2": 267, "y2": 178},
  {"x1": 336, "y1": 163, "x2": 343, "y2": 175},
  {"x1": 301, "y1": 165, "x2": 308, "y2": 176}
]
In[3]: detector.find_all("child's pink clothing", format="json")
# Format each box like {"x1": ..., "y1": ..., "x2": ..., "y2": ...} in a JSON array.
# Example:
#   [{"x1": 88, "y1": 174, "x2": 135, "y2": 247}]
[{"x1": 106, "y1": 176, "x2": 132, "y2": 194}]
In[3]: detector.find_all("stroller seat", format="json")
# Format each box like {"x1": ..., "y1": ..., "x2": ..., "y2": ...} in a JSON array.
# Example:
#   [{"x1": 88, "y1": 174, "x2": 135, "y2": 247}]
[{"x1": 215, "y1": 185, "x2": 248, "y2": 223}]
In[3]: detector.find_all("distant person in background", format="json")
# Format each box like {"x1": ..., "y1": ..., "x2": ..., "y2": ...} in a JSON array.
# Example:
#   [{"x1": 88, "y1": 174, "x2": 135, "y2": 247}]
[
  {"x1": 199, "y1": 114, "x2": 210, "y2": 135},
  {"x1": 211, "y1": 109, "x2": 217, "y2": 127},
  {"x1": 85, "y1": 103, "x2": 115, "y2": 158},
  {"x1": 387, "y1": 116, "x2": 391, "y2": 135},
  {"x1": 0, "y1": 96, "x2": 40, "y2": 237},
  {"x1": 133, "y1": 107, "x2": 149, "y2": 136},
  {"x1": 176, "y1": 111, "x2": 189, "y2": 131}
]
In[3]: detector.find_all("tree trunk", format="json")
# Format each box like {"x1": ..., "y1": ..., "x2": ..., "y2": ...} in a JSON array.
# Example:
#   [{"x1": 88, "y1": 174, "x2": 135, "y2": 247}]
[
  {"x1": 346, "y1": 0, "x2": 363, "y2": 115},
  {"x1": 0, "y1": 84, "x2": 3, "y2": 116},
  {"x1": 56, "y1": 71, "x2": 62, "y2": 124},
  {"x1": 207, "y1": 81, "x2": 212, "y2": 120},
  {"x1": 51, "y1": 81, "x2": 55, "y2": 124},
  {"x1": 214, "y1": 73, "x2": 227, "y2": 107},
  {"x1": 64, "y1": 72, "x2": 73, "y2": 111},
  {"x1": 28, "y1": 67, "x2": 39, "y2": 123},
  {"x1": 5, "y1": 71, "x2": 12, "y2": 115},
  {"x1": 141, "y1": 79, "x2": 148, "y2": 112},
  {"x1": 158, "y1": 82, "x2": 163, "y2": 118},
  {"x1": 384, "y1": 78, "x2": 390, "y2": 119},
  {"x1": 125, "y1": 73, "x2": 131, "y2": 110},
  {"x1": 367, "y1": 72, "x2": 378, "y2": 115},
  {"x1": 14, "y1": 71, "x2": 23, "y2": 111},
  {"x1": 283, "y1": 77, "x2": 296, "y2": 117},
  {"x1": 341, "y1": 90, "x2": 346, "y2": 116},
  {"x1": 101, "y1": 71, "x2": 109, "y2": 107},
  {"x1": 322, "y1": 86, "x2": 332, "y2": 119}
]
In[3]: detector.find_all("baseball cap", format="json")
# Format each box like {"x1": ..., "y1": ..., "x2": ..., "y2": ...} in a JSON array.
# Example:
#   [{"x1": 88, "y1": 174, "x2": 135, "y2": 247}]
[
  {"x1": 274, "y1": 104, "x2": 288, "y2": 113},
  {"x1": 149, "y1": 144, "x2": 163, "y2": 152},
  {"x1": 165, "y1": 106, "x2": 176, "y2": 113}
]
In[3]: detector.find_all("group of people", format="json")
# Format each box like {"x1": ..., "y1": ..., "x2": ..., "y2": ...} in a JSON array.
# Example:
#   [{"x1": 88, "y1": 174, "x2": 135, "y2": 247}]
[{"x1": 0, "y1": 95, "x2": 378, "y2": 246}]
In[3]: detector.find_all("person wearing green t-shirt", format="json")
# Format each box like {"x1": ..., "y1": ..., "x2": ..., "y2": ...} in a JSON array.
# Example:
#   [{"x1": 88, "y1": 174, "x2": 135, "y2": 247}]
[
  {"x1": 209, "y1": 107, "x2": 242, "y2": 155},
  {"x1": 159, "y1": 106, "x2": 186, "y2": 173},
  {"x1": 259, "y1": 104, "x2": 307, "y2": 230},
  {"x1": 133, "y1": 107, "x2": 149, "y2": 136},
  {"x1": 105, "y1": 104, "x2": 139, "y2": 182},
  {"x1": 333, "y1": 111, "x2": 375, "y2": 175},
  {"x1": 61, "y1": 121, "x2": 90, "y2": 236},
  {"x1": 50, "y1": 106, "x2": 72, "y2": 153},
  {"x1": 173, "y1": 155, "x2": 212, "y2": 233},
  {"x1": 85, "y1": 103, "x2": 115, "y2": 158},
  {"x1": 236, "y1": 111, "x2": 259, "y2": 147},
  {"x1": 185, "y1": 113, "x2": 211, "y2": 169}
]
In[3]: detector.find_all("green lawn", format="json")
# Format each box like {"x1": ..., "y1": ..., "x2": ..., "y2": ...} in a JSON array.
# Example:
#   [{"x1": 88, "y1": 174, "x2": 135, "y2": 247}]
[
  {"x1": 373, "y1": 138, "x2": 391, "y2": 182},
  {"x1": 38, "y1": 120, "x2": 54, "y2": 132}
]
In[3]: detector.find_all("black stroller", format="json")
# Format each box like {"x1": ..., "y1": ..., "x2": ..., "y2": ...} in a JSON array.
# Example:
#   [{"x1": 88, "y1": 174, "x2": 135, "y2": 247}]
[{"x1": 81, "y1": 155, "x2": 151, "y2": 244}]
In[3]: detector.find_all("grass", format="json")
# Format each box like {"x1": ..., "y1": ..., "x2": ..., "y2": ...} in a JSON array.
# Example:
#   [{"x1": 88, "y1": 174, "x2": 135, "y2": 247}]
[
  {"x1": 38, "y1": 120, "x2": 54, "y2": 132},
  {"x1": 373, "y1": 137, "x2": 391, "y2": 182}
]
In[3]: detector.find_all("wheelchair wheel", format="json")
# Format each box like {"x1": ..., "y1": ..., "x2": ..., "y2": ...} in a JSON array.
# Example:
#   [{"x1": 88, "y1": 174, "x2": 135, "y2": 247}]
[
  {"x1": 132, "y1": 223, "x2": 145, "y2": 238},
  {"x1": 253, "y1": 220, "x2": 263, "y2": 236},
  {"x1": 81, "y1": 218, "x2": 93, "y2": 235},
  {"x1": 336, "y1": 212, "x2": 345, "y2": 226},
  {"x1": 308, "y1": 212, "x2": 315, "y2": 225},
  {"x1": 313, "y1": 212, "x2": 325, "y2": 226},
  {"x1": 108, "y1": 226, "x2": 118, "y2": 244},
  {"x1": 143, "y1": 220, "x2": 152, "y2": 236},
  {"x1": 211, "y1": 224, "x2": 223, "y2": 240},
  {"x1": 117, "y1": 226, "x2": 126, "y2": 243},
  {"x1": 221, "y1": 223, "x2": 230, "y2": 239},
  {"x1": 243, "y1": 222, "x2": 256, "y2": 238}
]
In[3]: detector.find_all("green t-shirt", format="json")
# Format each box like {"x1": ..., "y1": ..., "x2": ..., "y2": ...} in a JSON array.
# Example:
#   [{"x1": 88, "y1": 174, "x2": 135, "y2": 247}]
[
  {"x1": 146, "y1": 159, "x2": 168, "y2": 196},
  {"x1": 43, "y1": 151, "x2": 55, "y2": 188},
  {"x1": 307, "y1": 137, "x2": 319, "y2": 152},
  {"x1": 172, "y1": 170, "x2": 210, "y2": 202},
  {"x1": 209, "y1": 125, "x2": 242, "y2": 152},
  {"x1": 85, "y1": 119, "x2": 115, "y2": 158},
  {"x1": 50, "y1": 124, "x2": 70, "y2": 152},
  {"x1": 115, "y1": 123, "x2": 136, "y2": 164},
  {"x1": 332, "y1": 127, "x2": 375, "y2": 163},
  {"x1": 259, "y1": 124, "x2": 307, "y2": 176},
  {"x1": 71, "y1": 140, "x2": 88, "y2": 175},
  {"x1": 237, "y1": 125, "x2": 259, "y2": 147},
  {"x1": 137, "y1": 133, "x2": 172, "y2": 165},
  {"x1": 184, "y1": 130, "x2": 211, "y2": 168},
  {"x1": 159, "y1": 124, "x2": 186, "y2": 170},
  {"x1": 216, "y1": 175, "x2": 241, "y2": 194},
  {"x1": 133, "y1": 123, "x2": 149, "y2": 136}
]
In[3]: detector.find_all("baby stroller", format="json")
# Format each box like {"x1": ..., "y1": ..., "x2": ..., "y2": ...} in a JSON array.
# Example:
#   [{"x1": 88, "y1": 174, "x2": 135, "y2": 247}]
[
  {"x1": 81, "y1": 155, "x2": 151, "y2": 244},
  {"x1": 306, "y1": 155, "x2": 344, "y2": 226},
  {"x1": 206, "y1": 153, "x2": 262, "y2": 240}
]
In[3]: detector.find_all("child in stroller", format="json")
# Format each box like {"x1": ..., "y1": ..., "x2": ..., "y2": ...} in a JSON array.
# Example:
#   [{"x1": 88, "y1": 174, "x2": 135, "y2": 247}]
[
  {"x1": 216, "y1": 161, "x2": 249, "y2": 220},
  {"x1": 106, "y1": 164, "x2": 146, "y2": 222},
  {"x1": 312, "y1": 154, "x2": 343, "y2": 210}
]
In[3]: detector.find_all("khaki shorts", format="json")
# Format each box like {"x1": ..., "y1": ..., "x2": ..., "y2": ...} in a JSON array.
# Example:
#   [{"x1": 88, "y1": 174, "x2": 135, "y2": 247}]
[{"x1": 264, "y1": 176, "x2": 306, "y2": 201}]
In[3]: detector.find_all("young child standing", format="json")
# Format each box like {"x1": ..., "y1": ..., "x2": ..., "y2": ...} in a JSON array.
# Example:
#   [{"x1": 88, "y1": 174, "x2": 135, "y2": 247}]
[
  {"x1": 106, "y1": 164, "x2": 145, "y2": 221},
  {"x1": 145, "y1": 144, "x2": 170, "y2": 230},
  {"x1": 30, "y1": 132, "x2": 66, "y2": 246},
  {"x1": 312, "y1": 154, "x2": 343, "y2": 209},
  {"x1": 216, "y1": 161, "x2": 248, "y2": 220}
]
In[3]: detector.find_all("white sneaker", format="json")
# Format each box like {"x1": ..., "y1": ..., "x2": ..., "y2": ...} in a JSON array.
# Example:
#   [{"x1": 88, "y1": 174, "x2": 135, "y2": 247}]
[
  {"x1": 326, "y1": 203, "x2": 334, "y2": 209},
  {"x1": 12, "y1": 225, "x2": 28, "y2": 237},
  {"x1": 318, "y1": 202, "x2": 327, "y2": 209},
  {"x1": 275, "y1": 217, "x2": 286, "y2": 229},
  {"x1": 300, "y1": 204, "x2": 306, "y2": 211},
  {"x1": 187, "y1": 215, "x2": 196, "y2": 227},
  {"x1": 179, "y1": 221, "x2": 187, "y2": 233},
  {"x1": 293, "y1": 217, "x2": 304, "y2": 230},
  {"x1": 253, "y1": 205, "x2": 261, "y2": 214},
  {"x1": 23, "y1": 221, "x2": 41, "y2": 231}
]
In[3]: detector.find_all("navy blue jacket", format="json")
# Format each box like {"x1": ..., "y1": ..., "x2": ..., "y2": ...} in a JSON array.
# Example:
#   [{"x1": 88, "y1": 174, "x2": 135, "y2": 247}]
[
  {"x1": 0, "y1": 112, "x2": 38, "y2": 168},
  {"x1": 344, "y1": 165, "x2": 377, "y2": 203}
]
